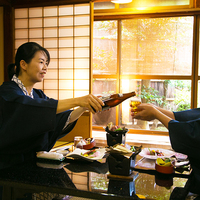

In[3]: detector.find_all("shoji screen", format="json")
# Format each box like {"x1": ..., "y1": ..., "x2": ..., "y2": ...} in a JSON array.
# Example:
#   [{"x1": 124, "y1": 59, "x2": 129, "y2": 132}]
[
  {"x1": 14, "y1": 4, "x2": 93, "y2": 141},
  {"x1": 14, "y1": 4, "x2": 91, "y2": 100}
]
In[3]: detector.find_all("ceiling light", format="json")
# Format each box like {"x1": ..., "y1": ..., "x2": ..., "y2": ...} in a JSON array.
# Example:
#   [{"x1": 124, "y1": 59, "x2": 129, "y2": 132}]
[{"x1": 111, "y1": 0, "x2": 132, "y2": 3}]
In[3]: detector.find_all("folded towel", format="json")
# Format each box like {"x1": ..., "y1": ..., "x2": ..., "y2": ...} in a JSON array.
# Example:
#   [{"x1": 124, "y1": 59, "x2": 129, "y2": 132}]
[{"x1": 37, "y1": 151, "x2": 64, "y2": 161}]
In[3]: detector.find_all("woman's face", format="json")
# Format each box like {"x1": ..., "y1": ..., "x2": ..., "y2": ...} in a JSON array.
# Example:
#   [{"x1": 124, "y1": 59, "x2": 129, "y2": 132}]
[{"x1": 24, "y1": 51, "x2": 48, "y2": 84}]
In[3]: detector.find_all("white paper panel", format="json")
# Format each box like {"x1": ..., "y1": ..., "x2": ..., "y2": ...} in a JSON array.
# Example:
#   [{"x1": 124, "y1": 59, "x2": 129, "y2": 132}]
[
  {"x1": 44, "y1": 80, "x2": 58, "y2": 89},
  {"x1": 59, "y1": 27, "x2": 73, "y2": 37},
  {"x1": 59, "y1": 5, "x2": 73, "y2": 16},
  {"x1": 75, "y1": 80, "x2": 89, "y2": 90},
  {"x1": 44, "y1": 38, "x2": 58, "y2": 48},
  {"x1": 15, "y1": 39, "x2": 28, "y2": 49},
  {"x1": 59, "y1": 48, "x2": 73, "y2": 58},
  {"x1": 45, "y1": 69, "x2": 58, "y2": 79},
  {"x1": 59, "y1": 69, "x2": 73, "y2": 79},
  {"x1": 44, "y1": 17, "x2": 57, "y2": 27},
  {"x1": 75, "y1": 48, "x2": 89, "y2": 58},
  {"x1": 48, "y1": 49, "x2": 58, "y2": 58},
  {"x1": 34, "y1": 81, "x2": 43, "y2": 90},
  {"x1": 74, "y1": 90, "x2": 89, "y2": 97},
  {"x1": 48, "y1": 59, "x2": 58, "y2": 69},
  {"x1": 74, "y1": 59, "x2": 89, "y2": 68},
  {"x1": 59, "y1": 80, "x2": 73, "y2": 89},
  {"x1": 15, "y1": 29, "x2": 28, "y2": 39},
  {"x1": 74, "y1": 4, "x2": 90, "y2": 15},
  {"x1": 44, "y1": 7, "x2": 57, "y2": 17},
  {"x1": 44, "y1": 28, "x2": 57, "y2": 37},
  {"x1": 15, "y1": 9, "x2": 28, "y2": 18},
  {"x1": 59, "y1": 38, "x2": 73, "y2": 48},
  {"x1": 29, "y1": 38, "x2": 43, "y2": 45},
  {"x1": 29, "y1": 18, "x2": 42, "y2": 28},
  {"x1": 75, "y1": 69, "x2": 89, "y2": 79},
  {"x1": 29, "y1": 7, "x2": 43, "y2": 18},
  {"x1": 59, "y1": 16, "x2": 73, "y2": 26},
  {"x1": 44, "y1": 90, "x2": 58, "y2": 99},
  {"x1": 15, "y1": 19, "x2": 28, "y2": 29},
  {"x1": 59, "y1": 59, "x2": 73, "y2": 68},
  {"x1": 74, "y1": 26, "x2": 90, "y2": 36},
  {"x1": 75, "y1": 37, "x2": 89, "y2": 47},
  {"x1": 29, "y1": 29, "x2": 42, "y2": 38},
  {"x1": 59, "y1": 90, "x2": 73, "y2": 99},
  {"x1": 75, "y1": 15, "x2": 90, "y2": 26}
]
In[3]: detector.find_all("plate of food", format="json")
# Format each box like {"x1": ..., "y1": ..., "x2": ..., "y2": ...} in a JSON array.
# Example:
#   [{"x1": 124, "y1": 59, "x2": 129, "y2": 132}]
[
  {"x1": 139, "y1": 148, "x2": 175, "y2": 159},
  {"x1": 66, "y1": 148, "x2": 106, "y2": 162}
]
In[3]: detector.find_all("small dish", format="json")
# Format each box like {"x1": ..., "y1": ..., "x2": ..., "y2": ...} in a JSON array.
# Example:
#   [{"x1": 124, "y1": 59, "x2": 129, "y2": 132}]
[
  {"x1": 82, "y1": 138, "x2": 96, "y2": 150},
  {"x1": 155, "y1": 158, "x2": 174, "y2": 174}
]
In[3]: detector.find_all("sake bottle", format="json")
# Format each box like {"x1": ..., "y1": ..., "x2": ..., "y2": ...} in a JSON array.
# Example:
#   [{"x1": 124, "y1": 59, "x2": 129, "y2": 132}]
[{"x1": 94, "y1": 91, "x2": 136, "y2": 111}]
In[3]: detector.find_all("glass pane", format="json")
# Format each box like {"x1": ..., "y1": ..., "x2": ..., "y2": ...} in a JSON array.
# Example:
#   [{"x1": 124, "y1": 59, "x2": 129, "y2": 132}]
[
  {"x1": 29, "y1": 18, "x2": 42, "y2": 28},
  {"x1": 48, "y1": 49, "x2": 58, "y2": 59},
  {"x1": 75, "y1": 37, "x2": 89, "y2": 47},
  {"x1": 15, "y1": 19, "x2": 28, "y2": 28},
  {"x1": 44, "y1": 7, "x2": 57, "y2": 17},
  {"x1": 15, "y1": 8, "x2": 28, "y2": 18},
  {"x1": 59, "y1": 16, "x2": 73, "y2": 26},
  {"x1": 15, "y1": 29, "x2": 28, "y2": 39},
  {"x1": 59, "y1": 80, "x2": 73, "y2": 89},
  {"x1": 93, "y1": 21, "x2": 117, "y2": 75},
  {"x1": 44, "y1": 17, "x2": 57, "y2": 27},
  {"x1": 74, "y1": 69, "x2": 89, "y2": 79},
  {"x1": 29, "y1": 28, "x2": 42, "y2": 38},
  {"x1": 75, "y1": 15, "x2": 90, "y2": 26},
  {"x1": 29, "y1": 7, "x2": 42, "y2": 18},
  {"x1": 15, "y1": 39, "x2": 28, "y2": 49},
  {"x1": 59, "y1": 5, "x2": 73, "y2": 16},
  {"x1": 119, "y1": 79, "x2": 191, "y2": 131},
  {"x1": 121, "y1": 17, "x2": 193, "y2": 75},
  {"x1": 120, "y1": 0, "x2": 190, "y2": 8},
  {"x1": 29, "y1": 38, "x2": 43, "y2": 45},
  {"x1": 74, "y1": 4, "x2": 90, "y2": 15},
  {"x1": 74, "y1": 90, "x2": 89, "y2": 97},
  {"x1": 94, "y1": 2, "x2": 115, "y2": 10},
  {"x1": 74, "y1": 26, "x2": 90, "y2": 36},
  {"x1": 92, "y1": 78, "x2": 117, "y2": 126}
]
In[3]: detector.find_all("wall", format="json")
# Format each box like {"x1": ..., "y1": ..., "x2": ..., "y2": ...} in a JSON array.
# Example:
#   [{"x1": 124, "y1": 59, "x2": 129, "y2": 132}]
[{"x1": 0, "y1": 7, "x2": 3, "y2": 84}]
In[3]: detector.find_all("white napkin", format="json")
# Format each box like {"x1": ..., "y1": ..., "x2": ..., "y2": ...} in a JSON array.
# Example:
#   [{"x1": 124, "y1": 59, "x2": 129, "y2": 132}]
[{"x1": 37, "y1": 151, "x2": 64, "y2": 161}]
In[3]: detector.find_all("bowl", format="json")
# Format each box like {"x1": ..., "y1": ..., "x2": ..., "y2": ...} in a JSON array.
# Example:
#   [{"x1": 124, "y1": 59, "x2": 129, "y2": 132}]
[
  {"x1": 155, "y1": 163, "x2": 174, "y2": 174},
  {"x1": 82, "y1": 138, "x2": 96, "y2": 150}
]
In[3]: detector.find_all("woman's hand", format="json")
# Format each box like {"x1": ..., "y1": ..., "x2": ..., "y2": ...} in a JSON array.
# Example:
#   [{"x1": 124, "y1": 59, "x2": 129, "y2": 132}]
[
  {"x1": 77, "y1": 94, "x2": 104, "y2": 114},
  {"x1": 131, "y1": 103, "x2": 158, "y2": 121}
]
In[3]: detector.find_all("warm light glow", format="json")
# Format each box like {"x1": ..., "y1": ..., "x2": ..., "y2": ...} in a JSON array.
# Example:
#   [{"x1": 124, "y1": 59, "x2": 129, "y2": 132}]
[{"x1": 111, "y1": 0, "x2": 132, "y2": 3}]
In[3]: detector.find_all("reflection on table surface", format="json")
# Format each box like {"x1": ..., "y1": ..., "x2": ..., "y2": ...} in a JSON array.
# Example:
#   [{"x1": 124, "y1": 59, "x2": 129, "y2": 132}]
[{"x1": 0, "y1": 154, "x2": 193, "y2": 200}]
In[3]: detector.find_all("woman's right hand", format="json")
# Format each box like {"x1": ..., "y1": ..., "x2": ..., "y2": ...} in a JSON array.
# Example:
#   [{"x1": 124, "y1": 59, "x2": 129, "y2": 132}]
[{"x1": 78, "y1": 94, "x2": 104, "y2": 114}]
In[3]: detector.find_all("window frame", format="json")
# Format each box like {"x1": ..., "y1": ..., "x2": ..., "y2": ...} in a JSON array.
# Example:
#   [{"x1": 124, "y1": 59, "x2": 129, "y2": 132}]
[{"x1": 92, "y1": 9, "x2": 200, "y2": 136}]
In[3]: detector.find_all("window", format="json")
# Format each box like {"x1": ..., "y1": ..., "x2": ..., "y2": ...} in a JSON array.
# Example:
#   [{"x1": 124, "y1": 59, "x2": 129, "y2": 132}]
[{"x1": 93, "y1": 16, "x2": 195, "y2": 133}]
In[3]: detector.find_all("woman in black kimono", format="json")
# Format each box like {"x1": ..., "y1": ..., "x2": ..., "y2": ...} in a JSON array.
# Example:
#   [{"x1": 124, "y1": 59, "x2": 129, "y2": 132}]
[
  {"x1": 131, "y1": 103, "x2": 200, "y2": 196},
  {"x1": 0, "y1": 42, "x2": 104, "y2": 169}
]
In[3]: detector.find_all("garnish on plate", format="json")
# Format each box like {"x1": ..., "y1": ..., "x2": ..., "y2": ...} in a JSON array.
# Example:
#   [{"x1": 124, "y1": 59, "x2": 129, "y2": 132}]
[
  {"x1": 148, "y1": 148, "x2": 164, "y2": 156},
  {"x1": 81, "y1": 149, "x2": 100, "y2": 158}
]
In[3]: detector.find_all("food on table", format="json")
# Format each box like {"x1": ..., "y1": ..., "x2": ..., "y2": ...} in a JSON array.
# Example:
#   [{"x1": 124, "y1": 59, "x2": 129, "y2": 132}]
[
  {"x1": 148, "y1": 148, "x2": 164, "y2": 156},
  {"x1": 156, "y1": 158, "x2": 173, "y2": 167},
  {"x1": 76, "y1": 138, "x2": 94, "y2": 148},
  {"x1": 106, "y1": 122, "x2": 126, "y2": 132},
  {"x1": 81, "y1": 149, "x2": 100, "y2": 158}
]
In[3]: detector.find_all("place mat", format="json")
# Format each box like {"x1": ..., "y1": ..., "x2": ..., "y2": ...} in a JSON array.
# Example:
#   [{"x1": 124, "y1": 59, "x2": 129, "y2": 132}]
[{"x1": 135, "y1": 157, "x2": 156, "y2": 169}]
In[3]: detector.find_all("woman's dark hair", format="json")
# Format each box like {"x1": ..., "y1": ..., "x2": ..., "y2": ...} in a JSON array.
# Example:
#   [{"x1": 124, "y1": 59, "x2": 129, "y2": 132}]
[{"x1": 7, "y1": 42, "x2": 50, "y2": 80}]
